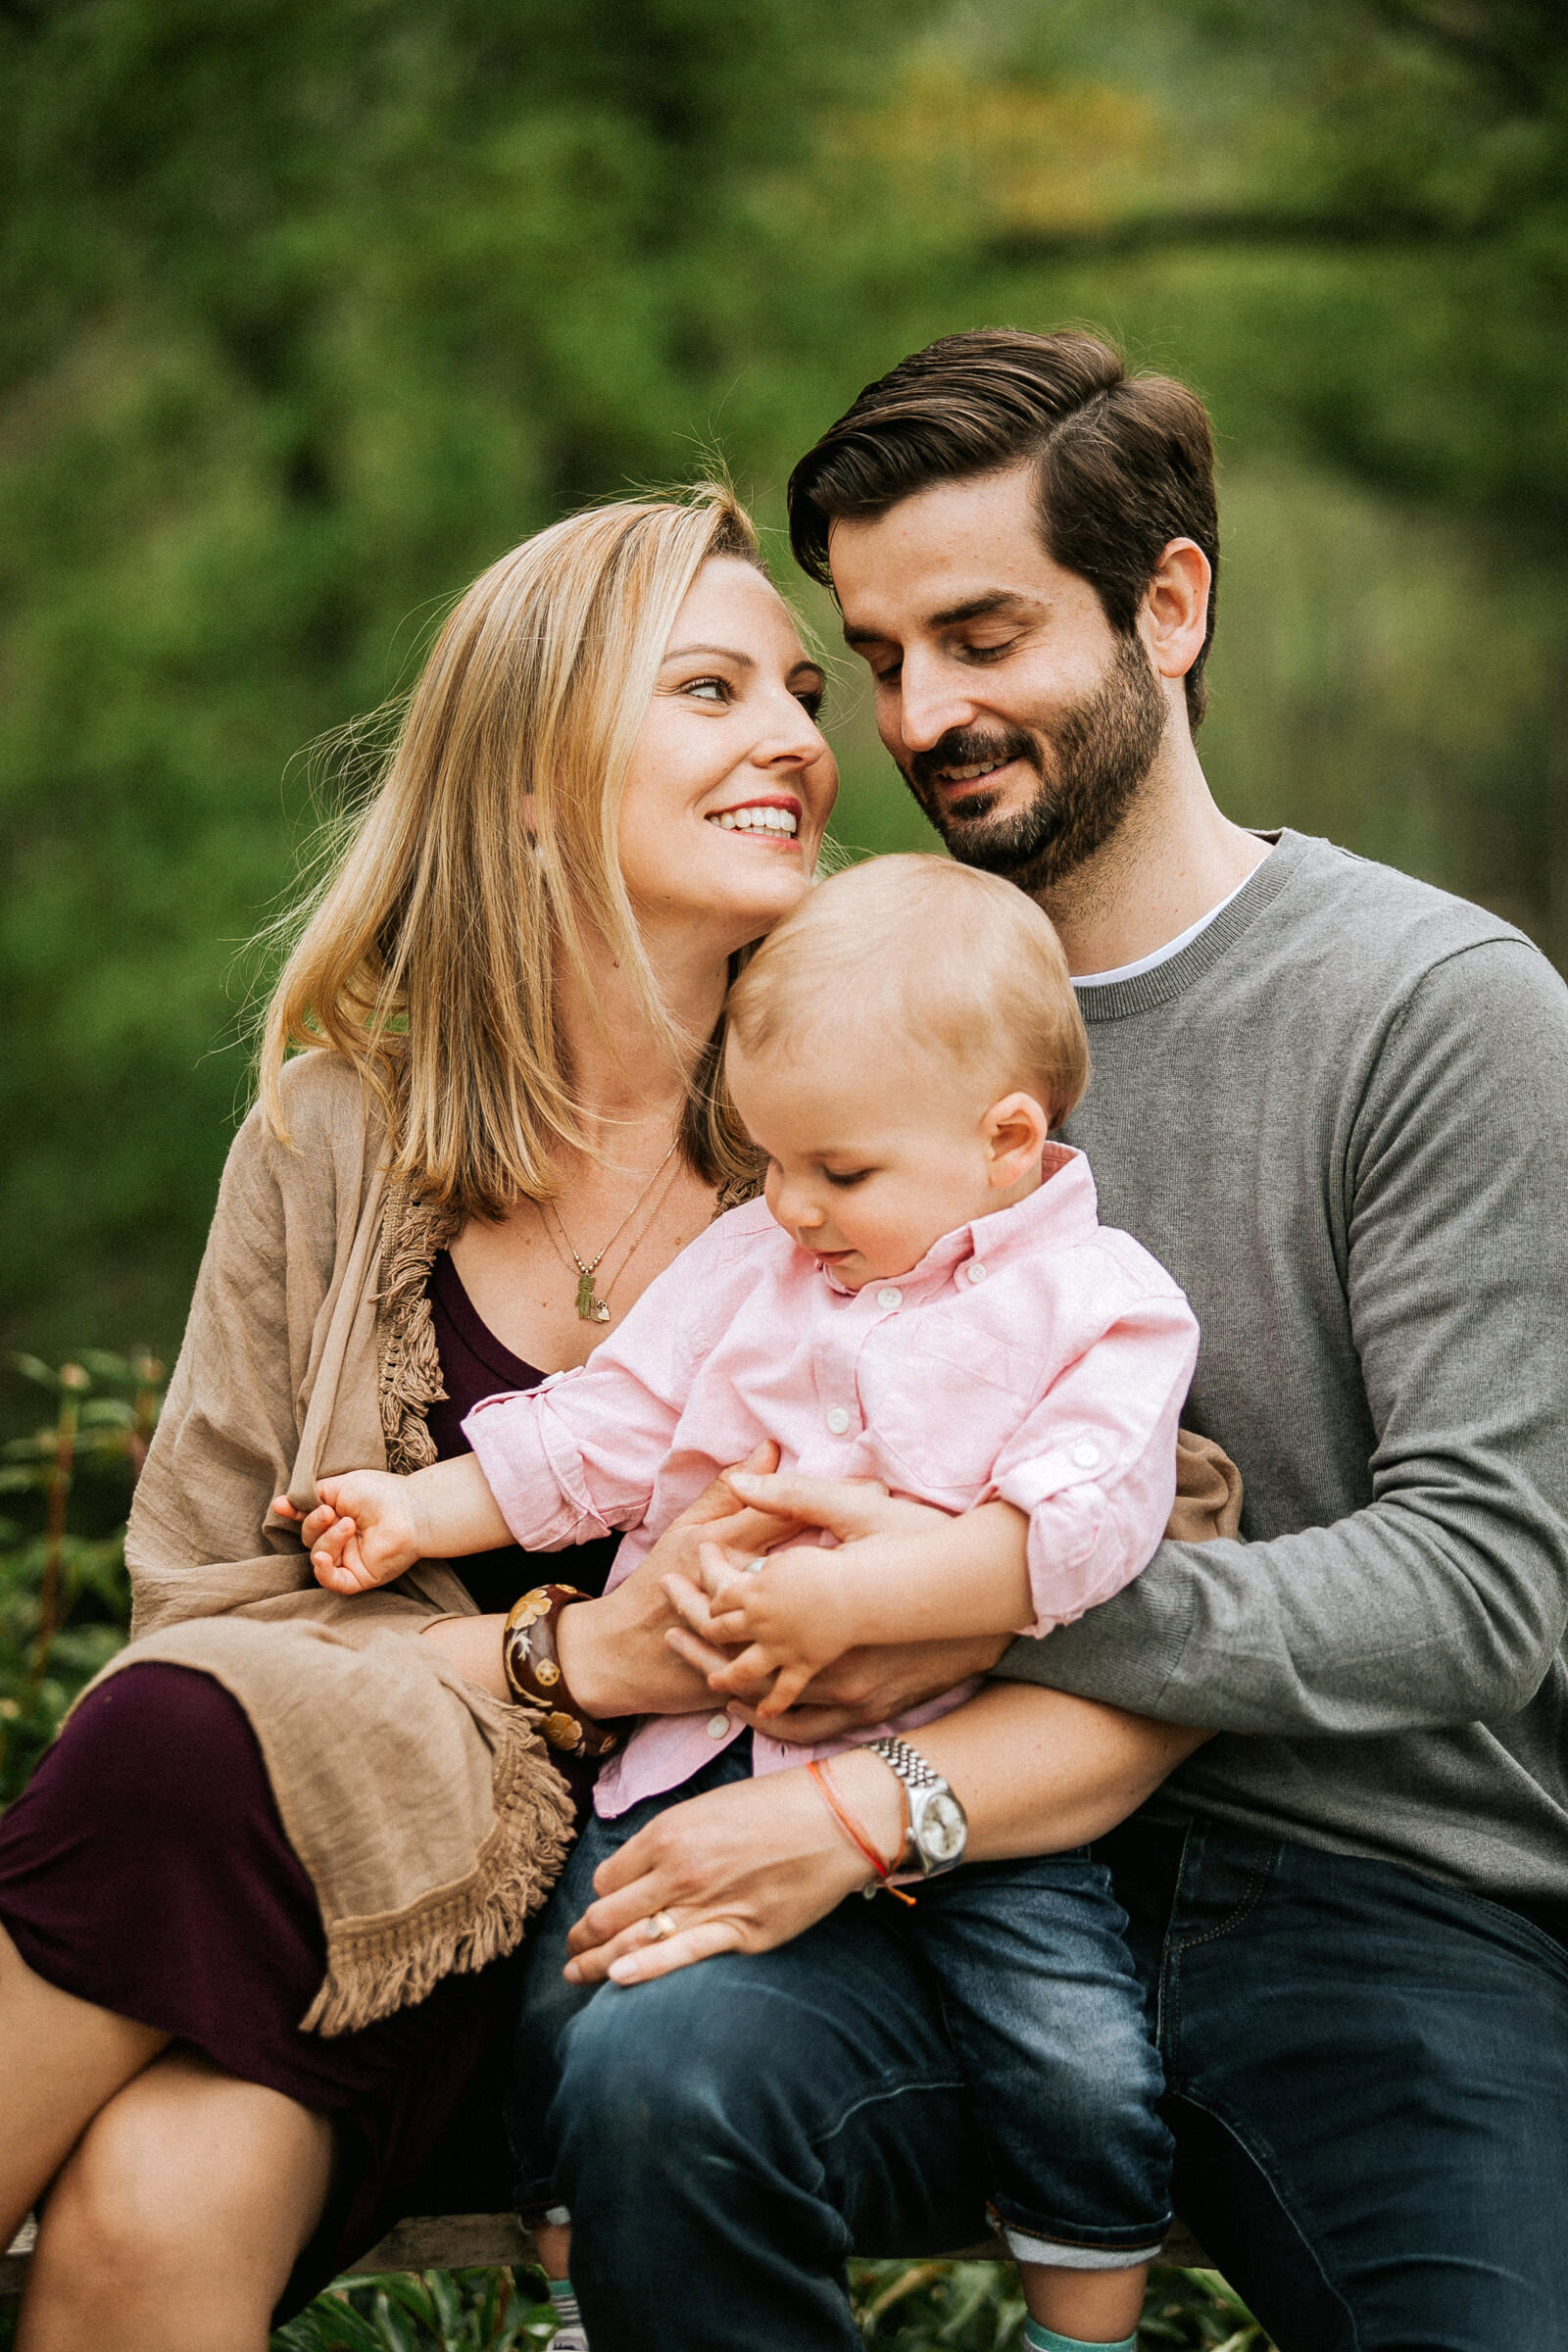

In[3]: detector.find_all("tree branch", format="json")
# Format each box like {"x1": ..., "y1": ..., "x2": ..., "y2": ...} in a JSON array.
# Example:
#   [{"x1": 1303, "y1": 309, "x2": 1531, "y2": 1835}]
[
  {"x1": 983, "y1": 202, "x2": 1508, "y2": 270},
  {"x1": 1365, "y1": 0, "x2": 1566, "y2": 122}
]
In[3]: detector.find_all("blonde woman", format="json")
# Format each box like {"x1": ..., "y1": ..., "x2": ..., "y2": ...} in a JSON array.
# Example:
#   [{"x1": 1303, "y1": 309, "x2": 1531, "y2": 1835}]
[{"x1": 0, "y1": 487, "x2": 897, "y2": 2347}]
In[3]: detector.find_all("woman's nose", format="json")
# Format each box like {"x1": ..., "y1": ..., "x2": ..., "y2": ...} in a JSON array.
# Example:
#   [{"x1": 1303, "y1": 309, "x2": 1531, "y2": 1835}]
[{"x1": 757, "y1": 690, "x2": 828, "y2": 769}]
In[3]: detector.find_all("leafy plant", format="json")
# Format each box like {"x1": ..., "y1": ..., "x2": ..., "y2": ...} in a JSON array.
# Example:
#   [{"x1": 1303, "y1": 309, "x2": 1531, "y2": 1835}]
[
  {"x1": 271, "y1": 2267, "x2": 561, "y2": 2351},
  {"x1": 0, "y1": 1348, "x2": 161, "y2": 1804},
  {"x1": 262, "y1": 2259, "x2": 1274, "y2": 2350}
]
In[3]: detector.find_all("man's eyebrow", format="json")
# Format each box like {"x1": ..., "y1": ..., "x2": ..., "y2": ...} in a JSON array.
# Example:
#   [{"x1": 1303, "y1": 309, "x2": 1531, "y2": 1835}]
[
  {"x1": 842, "y1": 589, "x2": 1044, "y2": 646},
  {"x1": 928, "y1": 590, "x2": 1043, "y2": 628}
]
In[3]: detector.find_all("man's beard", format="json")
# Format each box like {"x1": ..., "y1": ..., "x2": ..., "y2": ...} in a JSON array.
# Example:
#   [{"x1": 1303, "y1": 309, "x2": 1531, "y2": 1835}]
[{"x1": 902, "y1": 636, "x2": 1168, "y2": 894}]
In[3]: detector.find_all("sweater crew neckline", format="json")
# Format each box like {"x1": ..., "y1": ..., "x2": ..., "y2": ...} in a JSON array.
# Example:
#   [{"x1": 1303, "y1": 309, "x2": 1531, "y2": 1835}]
[{"x1": 1072, "y1": 829, "x2": 1313, "y2": 1023}]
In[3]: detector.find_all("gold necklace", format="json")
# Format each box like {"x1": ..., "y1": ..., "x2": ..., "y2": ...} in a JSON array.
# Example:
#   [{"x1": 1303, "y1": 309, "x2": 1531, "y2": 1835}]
[{"x1": 536, "y1": 1142, "x2": 679, "y2": 1322}]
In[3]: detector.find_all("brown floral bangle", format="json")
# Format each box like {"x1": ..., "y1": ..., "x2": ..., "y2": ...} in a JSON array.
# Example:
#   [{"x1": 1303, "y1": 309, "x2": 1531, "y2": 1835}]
[{"x1": 502, "y1": 1585, "x2": 619, "y2": 1759}]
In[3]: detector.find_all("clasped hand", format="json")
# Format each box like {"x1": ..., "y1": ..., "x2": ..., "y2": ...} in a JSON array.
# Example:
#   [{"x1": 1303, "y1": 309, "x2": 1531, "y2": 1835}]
[{"x1": 670, "y1": 1536, "x2": 864, "y2": 1716}]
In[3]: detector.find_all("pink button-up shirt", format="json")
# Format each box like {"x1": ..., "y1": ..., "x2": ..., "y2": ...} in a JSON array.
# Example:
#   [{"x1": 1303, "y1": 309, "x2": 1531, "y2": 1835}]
[{"x1": 465, "y1": 1144, "x2": 1199, "y2": 1817}]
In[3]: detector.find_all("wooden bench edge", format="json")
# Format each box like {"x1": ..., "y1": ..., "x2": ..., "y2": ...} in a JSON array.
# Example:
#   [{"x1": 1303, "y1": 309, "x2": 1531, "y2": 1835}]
[{"x1": 2, "y1": 2213, "x2": 1210, "y2": 2298}]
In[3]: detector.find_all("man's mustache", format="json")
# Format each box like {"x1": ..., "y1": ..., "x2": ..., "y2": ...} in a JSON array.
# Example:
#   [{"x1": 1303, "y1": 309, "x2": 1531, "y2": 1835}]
[{"x1": 905, "y1": 725, "x2": 1044, "y2": 797}]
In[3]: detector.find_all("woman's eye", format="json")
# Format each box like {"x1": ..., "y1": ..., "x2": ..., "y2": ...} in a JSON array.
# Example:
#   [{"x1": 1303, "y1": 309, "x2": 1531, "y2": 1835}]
[
  {"x1": 685, "y1": 676, "x2": 729, "y2": 704},
  {"x1": 796, "y1": 686, "x2": 825, "y2": 720}
]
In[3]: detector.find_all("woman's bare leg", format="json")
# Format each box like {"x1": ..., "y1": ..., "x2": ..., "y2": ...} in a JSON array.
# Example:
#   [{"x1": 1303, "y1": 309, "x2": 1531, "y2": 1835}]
[
  {"x1": 19, "y1": 2045, "x2": 334, "y2": 2352},
  {"x1": 0, "y1": 1920, "x2": 168, "y2": 2245}
]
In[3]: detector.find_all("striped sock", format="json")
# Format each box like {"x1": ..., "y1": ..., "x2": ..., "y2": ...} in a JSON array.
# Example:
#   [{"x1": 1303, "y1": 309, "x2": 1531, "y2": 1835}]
[
  {"x1": 547, "y1": 2275, "x2": 585, "y2": 2334},
  {"x1": 1021, "y1": 2325, "x2": 1137, "y2": 2352}
]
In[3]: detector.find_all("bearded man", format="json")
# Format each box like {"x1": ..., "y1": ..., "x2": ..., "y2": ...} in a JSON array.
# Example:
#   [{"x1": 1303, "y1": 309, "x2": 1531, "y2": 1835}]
[{"x1": 516, "y1": 333, "x2": 1568, "y2": 2352}]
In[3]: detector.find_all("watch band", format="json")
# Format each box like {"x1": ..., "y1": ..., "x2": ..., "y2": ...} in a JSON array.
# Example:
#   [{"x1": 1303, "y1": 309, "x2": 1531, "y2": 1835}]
[
  {"x1": 870, "y1": 1735, "x2": 947, "y2": 1796},
  {"x1": 867, "y1": 1736, "x2": 966, "y2": 1877}
]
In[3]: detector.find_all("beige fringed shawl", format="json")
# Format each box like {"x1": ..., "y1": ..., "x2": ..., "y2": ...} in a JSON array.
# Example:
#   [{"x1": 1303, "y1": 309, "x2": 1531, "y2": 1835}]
[{"x1": 89, "y1": 1051, "x2": 574, "y2": 2036}]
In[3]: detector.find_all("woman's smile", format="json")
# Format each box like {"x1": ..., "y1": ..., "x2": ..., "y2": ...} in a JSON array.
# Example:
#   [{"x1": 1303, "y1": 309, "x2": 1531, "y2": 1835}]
[{"x1": 705, "y1": 793, "x2": 803, "y2": 840}]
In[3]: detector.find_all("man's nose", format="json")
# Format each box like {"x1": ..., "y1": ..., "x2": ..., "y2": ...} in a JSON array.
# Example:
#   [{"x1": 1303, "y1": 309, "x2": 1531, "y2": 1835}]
[{"x1": 894, "y1": 654, "x2": 977, "y2": 756}]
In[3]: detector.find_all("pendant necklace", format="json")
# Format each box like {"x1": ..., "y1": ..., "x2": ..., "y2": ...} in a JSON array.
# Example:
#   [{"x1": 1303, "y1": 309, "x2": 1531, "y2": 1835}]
[{"x1": 537, "y1": 1141, "x2": 679, "y2": 1323}]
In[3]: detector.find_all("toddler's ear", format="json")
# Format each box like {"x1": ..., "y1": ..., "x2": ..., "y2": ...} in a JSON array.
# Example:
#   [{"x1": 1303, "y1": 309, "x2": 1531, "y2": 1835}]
[{"x1": 982, "y1": 1092, "x2": 1049, "y2": 1188}]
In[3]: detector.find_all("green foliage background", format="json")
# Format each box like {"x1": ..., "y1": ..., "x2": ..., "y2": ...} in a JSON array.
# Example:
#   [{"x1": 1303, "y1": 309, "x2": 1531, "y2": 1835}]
[{"x1": 4, "y1": 0, "x2": 1566, "y2": 1374}]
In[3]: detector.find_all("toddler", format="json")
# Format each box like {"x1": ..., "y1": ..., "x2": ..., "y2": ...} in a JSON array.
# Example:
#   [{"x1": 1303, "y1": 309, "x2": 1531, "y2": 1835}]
[{"x1": 290, "y1": 856, "x2": 1200, "y2": 2352}]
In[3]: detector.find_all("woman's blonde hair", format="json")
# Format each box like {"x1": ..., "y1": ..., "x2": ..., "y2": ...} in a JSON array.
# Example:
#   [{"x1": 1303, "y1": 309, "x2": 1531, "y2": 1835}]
[{"x1": 260, "y1": 485, "x2": 768, "y2": 1213}]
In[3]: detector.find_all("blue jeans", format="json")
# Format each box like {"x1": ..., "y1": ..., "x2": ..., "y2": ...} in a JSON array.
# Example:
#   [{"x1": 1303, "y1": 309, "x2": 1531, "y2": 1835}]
[
  {"x1": 509, "y1": 1801, "x2": 1568, "y2": 2351},
  {"x1": 511, "y1": 1747, "x2": 1170, "y2": 2272}
]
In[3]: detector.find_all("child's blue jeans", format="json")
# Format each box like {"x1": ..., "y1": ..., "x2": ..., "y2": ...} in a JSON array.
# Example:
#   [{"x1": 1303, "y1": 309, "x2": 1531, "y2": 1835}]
[{"x1": 508, "y1": 1739, "x2": 1171, "y2": 2271}]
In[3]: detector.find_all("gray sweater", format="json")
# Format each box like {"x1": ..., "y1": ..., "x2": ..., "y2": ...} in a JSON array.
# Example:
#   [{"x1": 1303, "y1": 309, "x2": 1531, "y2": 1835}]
[{"x1": 997, "y1": 828, "x2": 1568, "y2": 1902}]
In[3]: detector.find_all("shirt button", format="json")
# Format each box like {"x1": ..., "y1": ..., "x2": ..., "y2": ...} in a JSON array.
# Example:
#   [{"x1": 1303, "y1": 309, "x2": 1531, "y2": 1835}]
[
  {"x1": 1071, "y1": 1441, "x2": 1102, "y2": 1468},
  {"x1": 706, "y1": 1713, "x2": 732, "y2": 1740},
  {"x1": 826, "y1": 1406, "x2": 852, "y2": 1435},
  {"x1": 965, "y1": 1261, "x2": 988, "y2": 1285},
  {"x1": 876, "y1": 1286, "x2": 903, "y2": 1310}
]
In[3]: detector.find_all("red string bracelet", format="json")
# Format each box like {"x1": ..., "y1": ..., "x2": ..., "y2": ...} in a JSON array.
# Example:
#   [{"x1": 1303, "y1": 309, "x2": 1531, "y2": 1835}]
[{"x1": 808, "y1": 1759, "x2": 916, "y2": 1906}]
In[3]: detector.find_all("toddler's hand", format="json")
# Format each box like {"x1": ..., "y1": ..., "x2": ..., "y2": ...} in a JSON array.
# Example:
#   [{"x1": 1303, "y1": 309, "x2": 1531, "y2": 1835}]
[
  {"x1": 271, "y1": 1472, "x2": 424, "y2": 1595},
  {"x1": 692, "y1": 1541, "x2": 858, "y2": 1718}
]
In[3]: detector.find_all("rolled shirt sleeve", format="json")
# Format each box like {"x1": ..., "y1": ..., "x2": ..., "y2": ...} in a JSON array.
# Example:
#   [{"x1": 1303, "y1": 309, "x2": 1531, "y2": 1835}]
[{"x1": 991, "y1": 1288, "x2": 1200, "y2": 1634}]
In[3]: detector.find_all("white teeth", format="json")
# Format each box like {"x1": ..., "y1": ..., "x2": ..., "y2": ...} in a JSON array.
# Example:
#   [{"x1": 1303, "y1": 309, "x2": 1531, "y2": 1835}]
[
  {"x1": 710, "y1": 807, "x2": 799, "y2": 836},
  {"x1": 937, "y1": 760, "x2": 1007, "y2": 783}
]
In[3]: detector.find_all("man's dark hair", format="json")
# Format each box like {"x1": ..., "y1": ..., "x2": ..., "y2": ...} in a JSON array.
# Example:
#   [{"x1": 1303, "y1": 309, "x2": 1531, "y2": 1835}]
[{"x1": 787, "y1": 328, "x2": 1219, "y2": 727}]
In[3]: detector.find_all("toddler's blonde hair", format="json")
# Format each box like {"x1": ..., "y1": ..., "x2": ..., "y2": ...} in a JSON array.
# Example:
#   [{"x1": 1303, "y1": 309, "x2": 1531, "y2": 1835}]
[{"x1": 725, "y1": 855, "x2": 1090, "y2": 1127}]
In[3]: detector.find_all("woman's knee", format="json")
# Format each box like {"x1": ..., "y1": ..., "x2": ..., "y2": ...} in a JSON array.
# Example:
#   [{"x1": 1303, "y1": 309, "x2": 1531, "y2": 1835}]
[{"x1": 31, "y1": 2052, "x2": 331, "y2": 2308}]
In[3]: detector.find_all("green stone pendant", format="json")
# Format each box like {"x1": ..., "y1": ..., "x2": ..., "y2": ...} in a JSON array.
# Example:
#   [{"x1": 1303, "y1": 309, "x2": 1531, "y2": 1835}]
[{"x1": 575, "y1": 1267, "x2": 611, "y2": 1323}]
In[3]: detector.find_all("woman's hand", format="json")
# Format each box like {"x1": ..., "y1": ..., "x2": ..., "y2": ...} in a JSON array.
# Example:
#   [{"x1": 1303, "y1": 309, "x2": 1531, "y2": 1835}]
[
  {"x1": 564, "y1": 1683, "x2": 1210, "y2": 1989},
  {"x1": 554, "y1": 1445, "x2": 808, "y2": 1720},
  {"x1": 564, "y1": 1757, "x2": 896, "y2": 1987}
]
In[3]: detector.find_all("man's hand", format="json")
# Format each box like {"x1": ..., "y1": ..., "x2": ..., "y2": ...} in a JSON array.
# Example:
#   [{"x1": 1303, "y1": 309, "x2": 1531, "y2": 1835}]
[
  {"x1": 756, "y1": 1633, "x2": 1012, "y2": 1742},
  {"x1": 273, "y1": 1474, "x2": 422, "y2": 1594}
]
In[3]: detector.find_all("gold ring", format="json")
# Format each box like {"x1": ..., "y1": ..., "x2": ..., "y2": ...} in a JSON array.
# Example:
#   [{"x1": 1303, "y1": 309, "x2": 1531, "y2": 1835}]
[{"x1": 644, "y1": 1910, "x2": 677, "y2": 1943}]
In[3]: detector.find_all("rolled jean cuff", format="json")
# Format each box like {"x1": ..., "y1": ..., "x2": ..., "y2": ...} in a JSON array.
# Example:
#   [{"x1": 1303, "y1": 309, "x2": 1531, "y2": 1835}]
[{"x1": 1001, "y1": 2225, "x2": 1165, "y2": 2272}]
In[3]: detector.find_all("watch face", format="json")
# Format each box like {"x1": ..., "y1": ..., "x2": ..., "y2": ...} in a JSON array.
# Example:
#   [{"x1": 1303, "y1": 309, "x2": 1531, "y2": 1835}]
[{"x1": 917, "y1": 1789, "x2": 967, "y2": 1865}]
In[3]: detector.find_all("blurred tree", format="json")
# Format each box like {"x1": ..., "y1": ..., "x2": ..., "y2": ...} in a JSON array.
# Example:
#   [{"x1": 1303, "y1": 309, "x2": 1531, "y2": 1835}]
[
  {"x1": 1, "y1": 0, "x2": 1564, "y2": 1358},
  {"x1": 0, "y1": 0, "x2": 945, "y2": 1352}
]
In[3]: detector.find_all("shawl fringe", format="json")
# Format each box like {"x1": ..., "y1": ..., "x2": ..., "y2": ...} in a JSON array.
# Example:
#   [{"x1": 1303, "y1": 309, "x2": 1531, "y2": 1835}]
[
  {"x1": 303, "y1": 1707, "x2": 575, "y2": 2035},
  {"x1": 377, "y1": 1174, "x2": 463, "y2": 1473}
]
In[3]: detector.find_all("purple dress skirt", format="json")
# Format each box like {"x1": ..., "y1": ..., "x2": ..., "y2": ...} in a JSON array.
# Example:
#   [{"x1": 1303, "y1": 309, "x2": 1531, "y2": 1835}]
[{"x1": 0, "y1": 1251, "x2": 619, "y2": 2318}]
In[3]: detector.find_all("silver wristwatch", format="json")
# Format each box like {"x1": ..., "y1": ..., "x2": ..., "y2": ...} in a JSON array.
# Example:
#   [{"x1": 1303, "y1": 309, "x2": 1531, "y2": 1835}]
[{"x1": 868, "y1": 1737, "x2": 968, "y2": 1877}]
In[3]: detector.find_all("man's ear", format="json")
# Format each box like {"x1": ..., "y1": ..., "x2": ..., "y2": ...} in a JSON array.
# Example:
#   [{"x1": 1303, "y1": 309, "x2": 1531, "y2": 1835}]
[
  {"x1": 1140, "y1": 538, "x2": 1210, "y2": 688},
  {"x1": 983, "y1": 1092, "x2": 1050, "y2": 1190}
]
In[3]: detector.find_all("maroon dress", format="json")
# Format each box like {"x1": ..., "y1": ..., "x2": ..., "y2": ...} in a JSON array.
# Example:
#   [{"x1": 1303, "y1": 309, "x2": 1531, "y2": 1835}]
[{"x1": 0, "y1": 1251, "x2": 617, "y2": 2317}]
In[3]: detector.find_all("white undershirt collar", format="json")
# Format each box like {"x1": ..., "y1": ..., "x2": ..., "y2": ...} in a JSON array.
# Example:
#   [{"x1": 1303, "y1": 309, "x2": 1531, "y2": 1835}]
[{"x1": 1071, "y1": 870, "x2": 1255, "y2": 991}]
